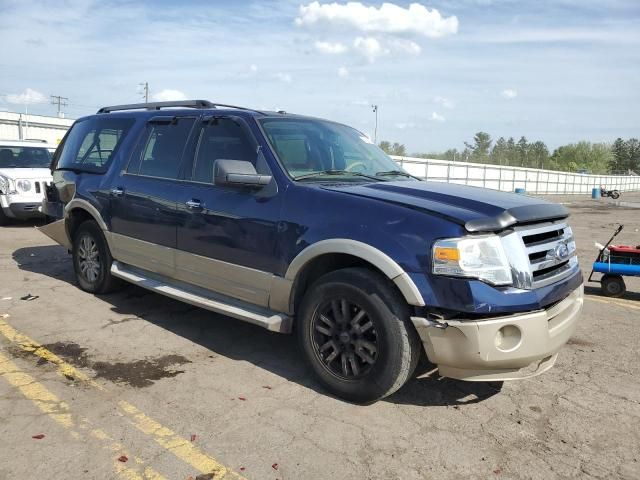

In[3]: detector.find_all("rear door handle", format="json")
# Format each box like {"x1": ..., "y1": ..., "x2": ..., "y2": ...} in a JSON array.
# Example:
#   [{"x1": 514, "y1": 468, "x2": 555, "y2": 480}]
[
  {"x1": 185, "y1": 199, "x2": 203, "y2": 210},
  {"x1": 110, "y1": 187, "x2": 124, "y2": 197}
]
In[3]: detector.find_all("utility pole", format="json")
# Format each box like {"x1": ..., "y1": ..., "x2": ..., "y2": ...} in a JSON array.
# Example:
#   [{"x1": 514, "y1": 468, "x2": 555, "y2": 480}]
[
  {"x1": 50, "y1": 95, "x2": 69, "y2": 118},
  {"x1": 371, "y1": 104, "x2": 378, "y2": 144},
  {"x1": 139, "y1": 82, "x2": 149, "y2": 103}
]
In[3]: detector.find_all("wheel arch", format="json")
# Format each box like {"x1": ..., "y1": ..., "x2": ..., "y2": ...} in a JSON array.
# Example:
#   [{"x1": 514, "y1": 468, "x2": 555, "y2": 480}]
[
  {"x1": 64, "y1": 199, "x2": 111, "y2": 249},
  {"x1": 275, "y1": 239, "x2": 425, "y2": 315}
]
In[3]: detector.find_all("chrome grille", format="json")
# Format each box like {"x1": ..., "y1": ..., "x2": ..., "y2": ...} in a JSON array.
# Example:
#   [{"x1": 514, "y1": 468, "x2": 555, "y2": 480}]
[{"x1": 501, "y1": 221, "x2": 579, "y2": 289}]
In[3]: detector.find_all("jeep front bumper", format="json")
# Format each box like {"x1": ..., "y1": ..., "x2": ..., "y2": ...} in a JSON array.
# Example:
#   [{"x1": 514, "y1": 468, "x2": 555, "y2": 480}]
[{"x1": 411, "y1": 284, "x2": 583, "y2": 381}]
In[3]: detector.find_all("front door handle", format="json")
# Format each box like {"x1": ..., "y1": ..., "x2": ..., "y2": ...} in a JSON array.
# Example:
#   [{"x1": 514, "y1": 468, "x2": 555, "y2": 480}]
[
  {"x1": 110, "y1": 187, "x2": 124, "y2": 197},
  {"x1": 185, "y1": 199, "x2": 203, "y2": 210}
]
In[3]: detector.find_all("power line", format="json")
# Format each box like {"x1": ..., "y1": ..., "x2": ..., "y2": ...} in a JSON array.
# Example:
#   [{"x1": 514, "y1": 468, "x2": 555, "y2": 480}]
[{"x1": 50, "y1": 95, "x2": 69, "y2": 118}]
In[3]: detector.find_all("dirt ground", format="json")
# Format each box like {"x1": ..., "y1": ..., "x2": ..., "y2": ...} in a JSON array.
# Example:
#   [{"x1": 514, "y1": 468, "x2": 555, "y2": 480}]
[{"x1": 1, "y1": 193, "x2": 639, "y2": 480}]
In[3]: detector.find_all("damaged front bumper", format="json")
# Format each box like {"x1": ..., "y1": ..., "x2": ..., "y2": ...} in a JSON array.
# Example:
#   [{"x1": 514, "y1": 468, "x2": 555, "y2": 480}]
[
  {"x1": 411, "y1": 284, "x2": 583, "y2": 381},
  {"x1": 38, "y1": 218, "x2": 72, "y2": 250}
]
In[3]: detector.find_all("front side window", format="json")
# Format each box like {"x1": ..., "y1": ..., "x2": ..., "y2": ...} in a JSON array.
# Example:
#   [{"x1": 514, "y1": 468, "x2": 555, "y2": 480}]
[
  {"x1": 128, "y1": 118, "x2": 195, "y2": 179},
  {"x1": 192, "y1": 117, "x2": 259, "y2": 183},
  {"x1": 57, "y1": 117, "x2": 135, "y2": 173},
  {"x1": 259, "y1": 118, "x2": 408, "y2": 181},
  {"x1": 0, "y1": 146, "x2": 51, "y2": 168}
]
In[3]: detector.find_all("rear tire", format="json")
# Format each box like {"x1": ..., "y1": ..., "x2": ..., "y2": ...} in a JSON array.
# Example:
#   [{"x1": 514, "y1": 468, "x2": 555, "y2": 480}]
[
  {"x1": 297, "y1": 268, "x2": 421, "y2": 404},
  {"x1": 72, "y1": 220, "x2": 122, "y2": 294},
  {"x1": 601, "y1": 275, "x2": 626, "y2": 298}
]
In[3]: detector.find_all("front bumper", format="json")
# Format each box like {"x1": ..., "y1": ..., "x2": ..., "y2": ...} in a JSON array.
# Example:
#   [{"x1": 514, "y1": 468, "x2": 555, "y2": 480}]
[
  {"x1": 411, "y1": 284, "x2": 583, "y2": 381},
  {"x1": 1, "y1": 199, "x2": 46, "y2": 219}
]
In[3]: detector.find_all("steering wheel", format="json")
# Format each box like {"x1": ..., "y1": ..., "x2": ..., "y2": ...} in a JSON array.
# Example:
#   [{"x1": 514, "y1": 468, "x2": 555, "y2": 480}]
[{"x1": 345, "y1": 161, "x2": 367, "y2": 173}]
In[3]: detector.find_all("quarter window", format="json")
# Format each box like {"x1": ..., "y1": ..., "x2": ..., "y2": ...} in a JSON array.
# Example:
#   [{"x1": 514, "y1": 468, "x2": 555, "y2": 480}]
[{"x1": 57, "y1": 117, "x2": 135, "y2": 173}]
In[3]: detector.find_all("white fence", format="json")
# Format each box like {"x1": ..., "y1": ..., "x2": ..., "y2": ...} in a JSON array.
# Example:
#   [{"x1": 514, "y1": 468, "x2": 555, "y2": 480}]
[{"x1": 392, "y1": 156, "x2": 640, "y2": 195}]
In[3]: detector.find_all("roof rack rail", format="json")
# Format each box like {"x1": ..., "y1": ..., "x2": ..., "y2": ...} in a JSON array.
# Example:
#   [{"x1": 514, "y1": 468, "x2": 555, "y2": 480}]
[{"x1": 97, "y1": 100, "x2": 262, "y2": 114}]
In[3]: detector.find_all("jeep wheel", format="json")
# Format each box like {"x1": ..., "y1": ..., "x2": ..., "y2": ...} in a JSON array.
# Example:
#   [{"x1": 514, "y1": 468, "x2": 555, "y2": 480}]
[
  {"x1": 72, "y1": 221, "x2": 121, "y2": 294},
  {"x1": 298, "y1": 268, "x2": 420, "y2": 403}
]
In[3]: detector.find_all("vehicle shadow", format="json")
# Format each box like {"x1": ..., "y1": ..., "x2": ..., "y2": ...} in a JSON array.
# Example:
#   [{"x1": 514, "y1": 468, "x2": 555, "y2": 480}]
[
  {"x1": 584, "y1": 284, "x2": 640, "y2": 302},
  {"x1": 3, "y1": 218, "x2": 48, "y2": 228},
  {"x1": 13, "y1": 244, "x2": 501, "y2": 407}
]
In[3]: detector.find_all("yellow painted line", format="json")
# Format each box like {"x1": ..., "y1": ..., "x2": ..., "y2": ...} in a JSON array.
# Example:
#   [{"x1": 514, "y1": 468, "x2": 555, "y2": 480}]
[
  {"x1": 0, "y1": 351, "x2": 165, "y2": 480},
  {"x1": 586, "y1": 295, "x2": 640, "y2": 310},
  {"x1": 0, "y1": 318, "x2": 105, "y2": 390},
  {"x1": 0, "y1": 317, "x2": 244, "y2": 479},
  {"x1": 119, "y1": 401, "x2": 243, "y2": 479}
]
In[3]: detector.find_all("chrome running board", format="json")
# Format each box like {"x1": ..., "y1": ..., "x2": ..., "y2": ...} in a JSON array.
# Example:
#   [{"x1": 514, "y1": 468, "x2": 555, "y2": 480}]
[{"x1": 111, "y1": 261, "x2": 292, "y2": 333}]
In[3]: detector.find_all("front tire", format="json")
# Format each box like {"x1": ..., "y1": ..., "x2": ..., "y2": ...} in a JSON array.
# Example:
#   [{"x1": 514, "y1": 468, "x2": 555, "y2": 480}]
[
  {"x1": 297, "y1": 268, "x2": 420, "y2": 403},
  {"x1": 611, "y1": 191, "x2": 620, "y2": 199},
  {"x1": 72, "y1": 221, "x2": 121, "y2": 294}
]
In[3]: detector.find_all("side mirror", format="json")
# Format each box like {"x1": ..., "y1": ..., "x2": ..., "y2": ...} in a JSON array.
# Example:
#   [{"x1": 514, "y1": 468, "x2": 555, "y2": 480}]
[{"x1": 213, "y1": 159, "x2": 272, "y2": 188}]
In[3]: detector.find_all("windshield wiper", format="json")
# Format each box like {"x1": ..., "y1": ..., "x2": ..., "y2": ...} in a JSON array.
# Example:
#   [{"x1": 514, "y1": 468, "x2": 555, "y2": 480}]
[
  {"x1": 295, "y1": 170, "x2": 383, "y2": 182},
  {"x1": 375, "y1": 170, "x2": 422, "y2": 180}
]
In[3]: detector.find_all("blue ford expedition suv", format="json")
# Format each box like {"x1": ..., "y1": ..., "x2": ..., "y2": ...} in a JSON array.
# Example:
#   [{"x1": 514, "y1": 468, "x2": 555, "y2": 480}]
[{"x1": 41, "y1": 100, "x2": 583, "y2": 403}]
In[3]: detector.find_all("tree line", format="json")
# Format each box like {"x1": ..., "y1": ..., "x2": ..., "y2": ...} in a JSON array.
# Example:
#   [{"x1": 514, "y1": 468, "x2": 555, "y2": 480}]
[{"x1": 379, "y1": 135, "x2": 640, "y2": 175}]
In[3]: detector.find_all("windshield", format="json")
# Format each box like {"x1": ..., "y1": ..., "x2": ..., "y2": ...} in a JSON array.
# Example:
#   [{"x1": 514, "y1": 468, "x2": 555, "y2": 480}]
[
  {"x1": 259, "y1": 117, "x2": 412, "y2": 181},
  {"x1": 0, "y1": 146, "x2": 52, "y2": 168}
]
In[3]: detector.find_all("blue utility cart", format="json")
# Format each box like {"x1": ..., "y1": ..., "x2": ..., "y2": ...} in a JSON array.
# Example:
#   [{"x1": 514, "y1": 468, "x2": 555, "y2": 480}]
[{"x1": 588, "y1": 225, "x2": 640, "y2": 297}]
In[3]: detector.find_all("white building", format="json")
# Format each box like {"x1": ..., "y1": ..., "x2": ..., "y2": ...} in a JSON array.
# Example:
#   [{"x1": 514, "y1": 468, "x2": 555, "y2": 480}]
[{"x1": 0, "y1": 111, "x2": 74, "y2": 146}]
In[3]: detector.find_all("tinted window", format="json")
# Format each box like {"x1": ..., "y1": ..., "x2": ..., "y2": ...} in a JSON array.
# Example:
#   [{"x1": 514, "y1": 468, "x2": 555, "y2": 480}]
[
  {"x1": 260, "y1": 118, "x2": 400, "y2": 179},
  {"x1": 0, "y1": 147, "x2": 51, "y2": 168},
  {"x1": 128, "y1": 118, "x2": 195, "y2": 179},
  {"x1": 192, "y1": 118, "x2": 257, "y2": 183},
  {"x1": 57, "y1": 117, "x2": 135, "y2": 173}
]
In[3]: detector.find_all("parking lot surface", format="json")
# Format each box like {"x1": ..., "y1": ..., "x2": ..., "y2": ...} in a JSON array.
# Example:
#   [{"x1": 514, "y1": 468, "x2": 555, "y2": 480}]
[{"x1": 1, "y1": 194, "x2": 639, "y2": 480}]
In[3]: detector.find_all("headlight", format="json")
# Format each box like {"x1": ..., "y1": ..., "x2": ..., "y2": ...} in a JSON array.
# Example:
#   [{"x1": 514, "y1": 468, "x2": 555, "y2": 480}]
[
  {"x1": 432, "y1": 235, "x2": 512, "y2": 286},
  {"x1": 0, "y1": 175, "x2": 16, "y2": 195},
  {"x1": 16, "y1": 179, "x2": 32, "y2": 192}
]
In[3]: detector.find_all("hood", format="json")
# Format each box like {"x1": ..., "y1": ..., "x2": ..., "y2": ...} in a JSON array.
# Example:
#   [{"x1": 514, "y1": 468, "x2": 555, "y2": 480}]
[
  {"x1": 322, "y1": 181, "x2": 569, "y2": 232},
  {"x1": 0, "y1": 168, "x2": 53, "y2": 180}
]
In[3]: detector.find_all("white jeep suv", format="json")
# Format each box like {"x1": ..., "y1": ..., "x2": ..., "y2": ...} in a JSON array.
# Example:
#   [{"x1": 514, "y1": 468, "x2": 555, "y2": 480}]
[{"x1": 0, "y1": 140, "x2": 55, "y2": 225}]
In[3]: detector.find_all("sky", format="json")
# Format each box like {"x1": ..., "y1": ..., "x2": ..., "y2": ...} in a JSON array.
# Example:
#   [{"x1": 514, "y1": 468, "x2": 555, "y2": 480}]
[{"x1": 0, "y1": 0, "x2": 639, "y2": 153}]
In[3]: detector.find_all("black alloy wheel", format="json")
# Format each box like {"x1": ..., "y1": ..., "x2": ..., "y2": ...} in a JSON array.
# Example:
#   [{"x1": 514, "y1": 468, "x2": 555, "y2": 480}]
[{"x1": 311, "y1": 298, "x2": 379, "y2": 380}]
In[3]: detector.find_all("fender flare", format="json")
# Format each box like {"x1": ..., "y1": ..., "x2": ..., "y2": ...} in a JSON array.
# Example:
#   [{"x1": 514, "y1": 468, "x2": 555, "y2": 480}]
[
  {"x1": 283, "y1": 239, "x2": 425, "y2": 308},
  {"x1": 63, "y1": 199, "x2": 113, "y2": 250},
  {"x1": 65, "y1": 199, "x2": 109, "y2": 232}
]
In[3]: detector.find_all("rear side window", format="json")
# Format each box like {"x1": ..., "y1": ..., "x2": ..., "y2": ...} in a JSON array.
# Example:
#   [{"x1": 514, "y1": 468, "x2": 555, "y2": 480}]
[
  {"x1": 57, "y1": 117, "x2": 135, "y2": 173},
  {"x1": 127, "y1": 118, "x2": 195, "y2": 179}
]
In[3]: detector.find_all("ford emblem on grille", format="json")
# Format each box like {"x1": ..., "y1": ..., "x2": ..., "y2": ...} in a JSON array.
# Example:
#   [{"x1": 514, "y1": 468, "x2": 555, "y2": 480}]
[{"x1": 550, "y1": 242, "x2": 570, "y2": 261}]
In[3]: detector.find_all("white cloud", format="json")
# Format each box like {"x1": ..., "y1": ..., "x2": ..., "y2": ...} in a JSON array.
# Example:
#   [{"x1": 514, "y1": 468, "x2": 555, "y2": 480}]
[
  {"x1": 353, "y1": 36, "x2": 388, "y2": 62},
  {"x1": 249, "y1": 64, "x2": 258, "y2": 72},
  {"x1": 275, "y1": 72, "x2": 293, "y2": 83},
  {"x1": 314, "y1": 40, "x2": 347, "y2": 54},
  {"x1": 388, "y1": 38, "x2": 421, "y2": 55},
  {"x1": 501, "y1": 88, "x2": 518, "y2": 99},
  {"x1": 431, "y1": 111, "x2": 445, "y2": 122},
  {"x1": 434, "y1": 96, "x2": 455, "y2": 109},
  {"x1": 296, "y1": 2, "x2": 458, "y2": 38},
  {"x1": 6, "y1": 88, "x2": 47, "y2": 104},
  {"x1": 337, "y1": 66, "x2": 349, "y2": 78},
  {"x1": 152, "y1": 89, "x2": 188, "y2": 102},
  {"x1": 395, "y1": 122, "x2": 416, "y2": 129}
]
